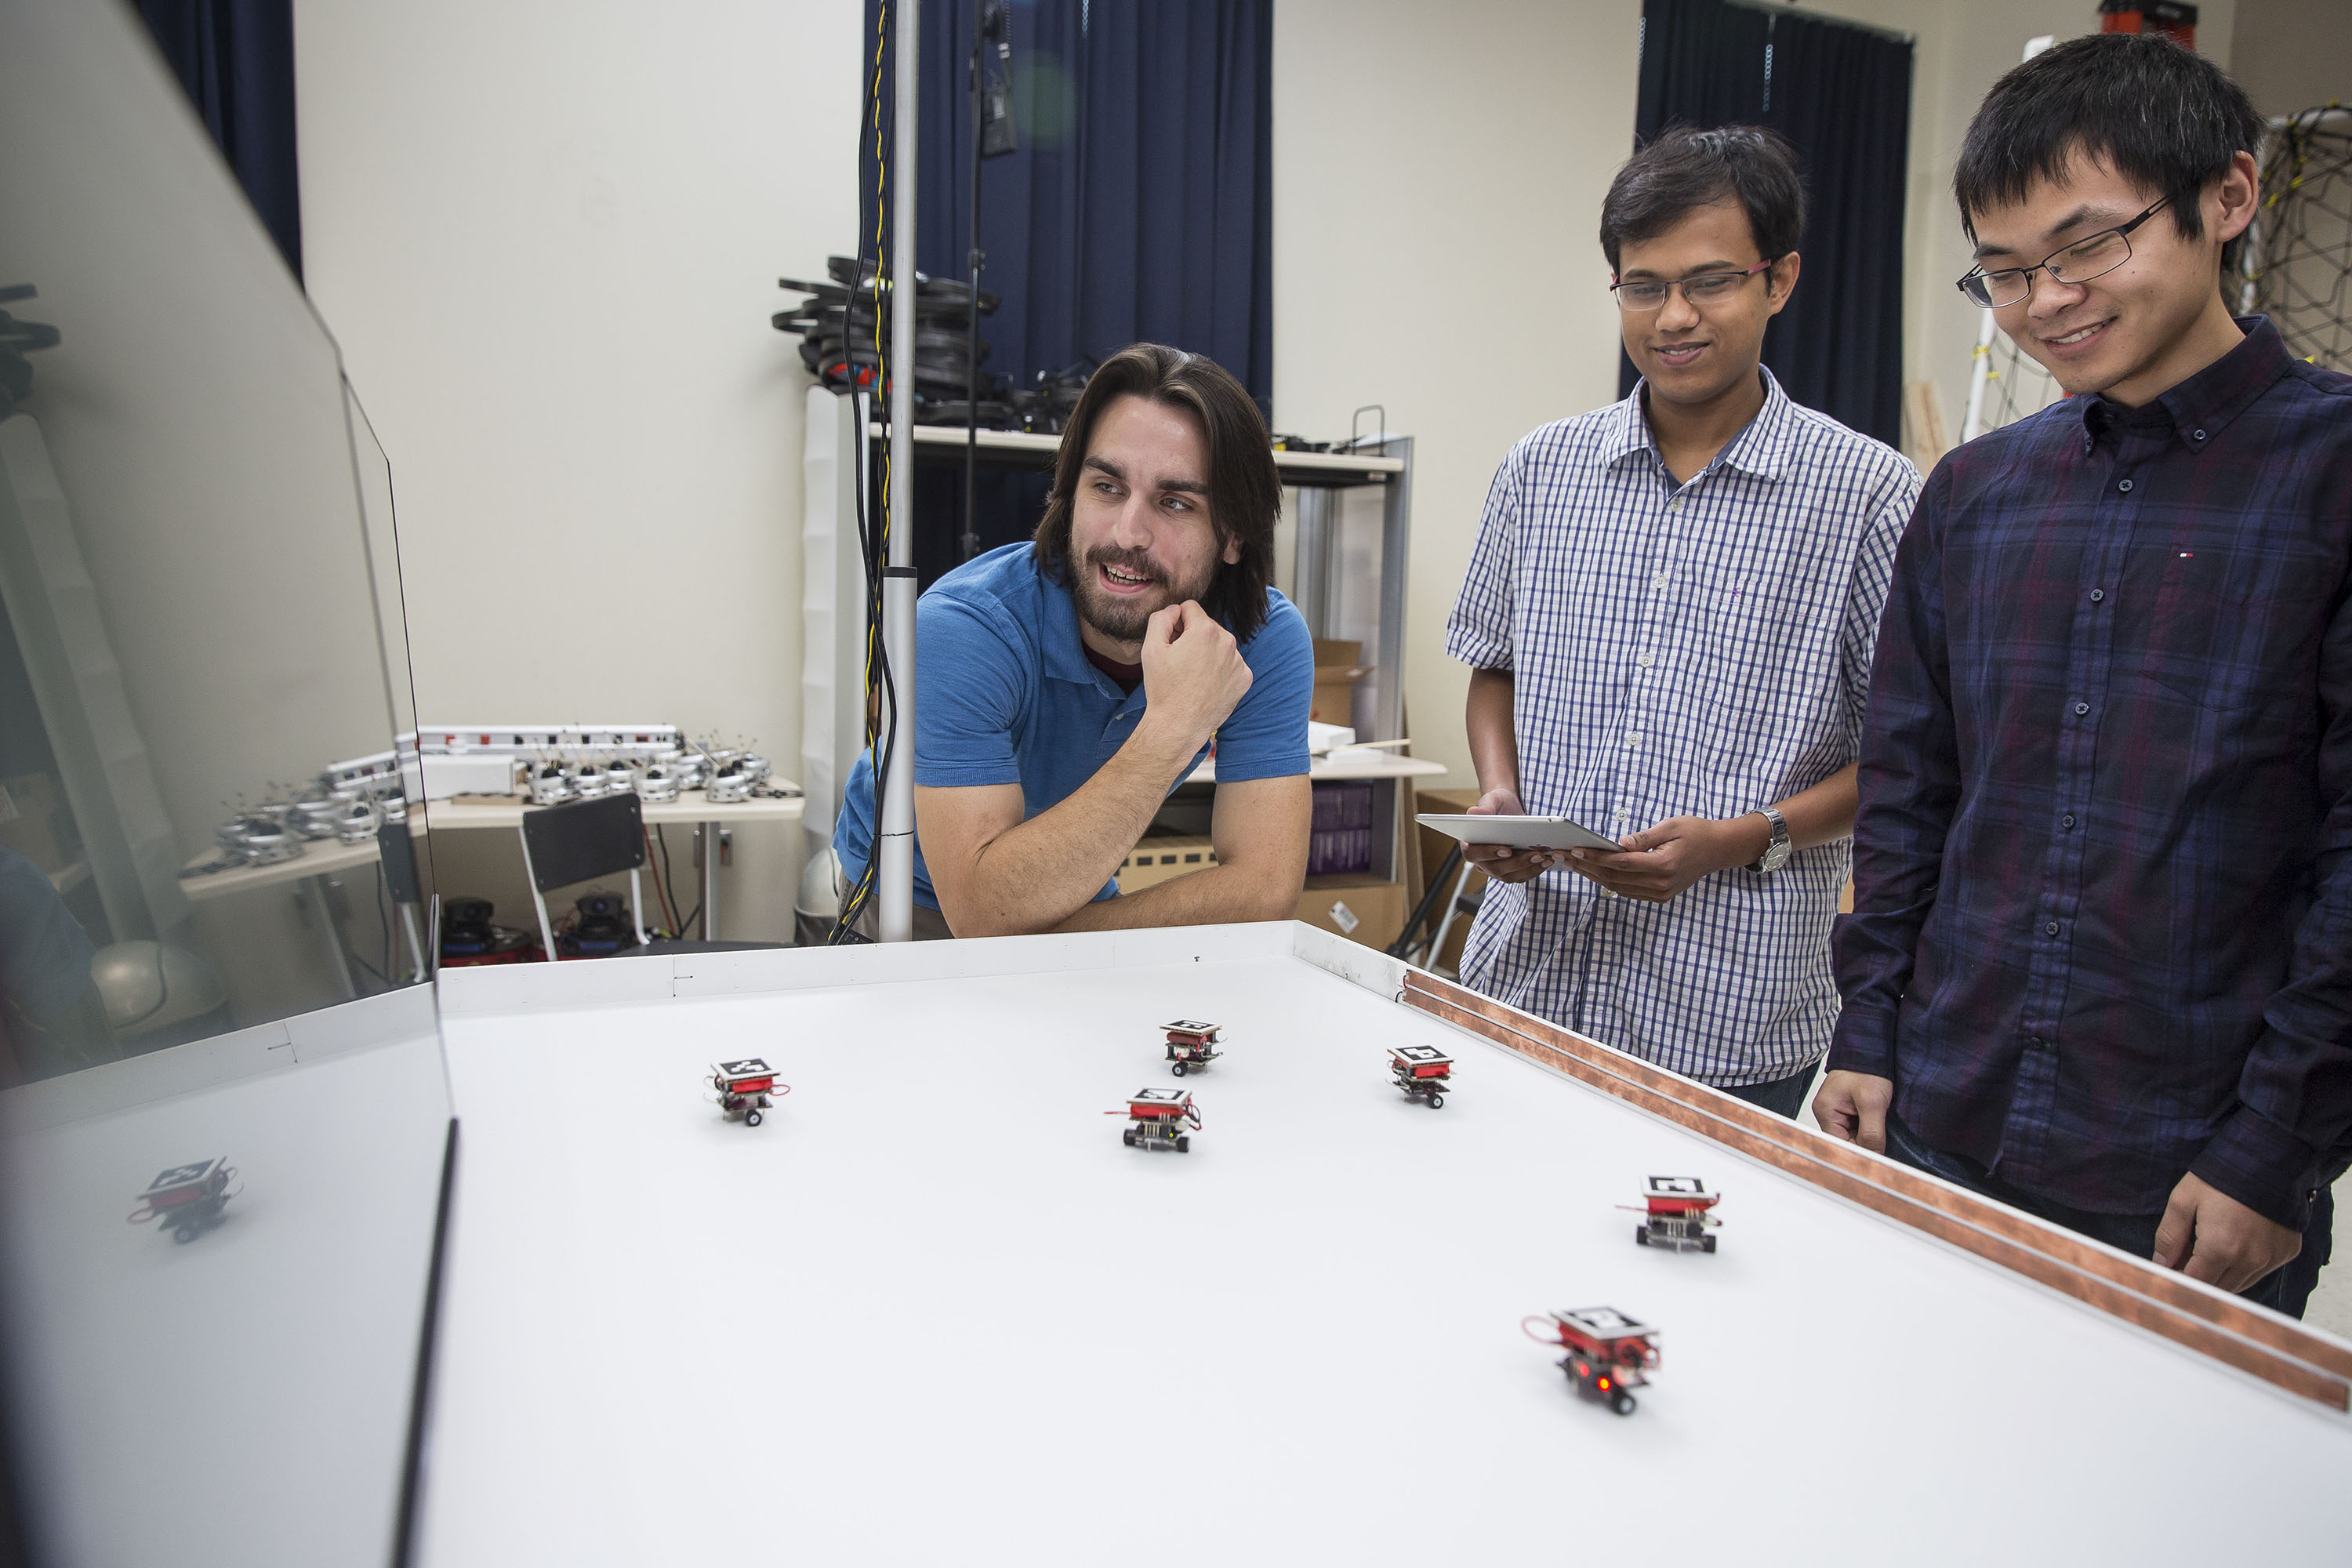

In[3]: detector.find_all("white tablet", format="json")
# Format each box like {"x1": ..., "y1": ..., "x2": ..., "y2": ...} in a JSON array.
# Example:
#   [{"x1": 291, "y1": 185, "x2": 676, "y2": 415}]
[{"x1": 1414, "y1": 813, "x2": 1625, "y2": 855}]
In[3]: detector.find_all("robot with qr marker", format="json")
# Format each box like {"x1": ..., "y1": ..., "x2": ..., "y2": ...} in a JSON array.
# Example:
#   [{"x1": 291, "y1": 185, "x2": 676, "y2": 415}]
[
  {"x1": 126, "y1": 1157, "x2": 238, "y2": 1243},
  {"x1": 711, "y1": 1058, "x2": 789, "y2": 1127},
  {"x1": 1388, "y1": 1044, "x2": 1454, "y2": 1108},
  {"x1": 1523, "y1": 1305, "x2": 1662, "y2": 1417},
  {"x1": 1625, "y1": 1175, "x2": 1720, "y2": 1253},
  {"x1": 1161, "y1": 1019, "x2": 1223, "y2": 1077},
  {"x1": 1113, "y1": 1086, "x2": 1201, "y2": 1152}
]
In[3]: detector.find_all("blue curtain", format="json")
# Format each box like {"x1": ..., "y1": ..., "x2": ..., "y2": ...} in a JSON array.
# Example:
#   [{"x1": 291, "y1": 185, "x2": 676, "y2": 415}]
[
  {"x1": 1625, "y1": 0, "x2": 1911, "y2": 445},
  {"x1": 863, "y1": 0, "x2": 1274, "y2": 411},
  {"x1": 132, "y1": 0, "x2": 303, "y2": 281}
]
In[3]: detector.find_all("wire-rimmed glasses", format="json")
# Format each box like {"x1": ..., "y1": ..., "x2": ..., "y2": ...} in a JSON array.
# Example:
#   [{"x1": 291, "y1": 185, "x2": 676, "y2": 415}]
[
  {"x1": 1957, "y1": 198, "x2": 2169, "y2": 308},
  {"x1": 1610, "y1": 260, "x2": 1777, "y2": 312}
]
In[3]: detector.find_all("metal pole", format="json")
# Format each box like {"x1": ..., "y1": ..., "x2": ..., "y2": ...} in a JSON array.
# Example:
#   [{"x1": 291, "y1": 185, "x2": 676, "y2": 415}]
[
  {"x1": 964, "y1": 5, "x2": 983, "y2": 562},
  {"x1": 877, "y1": 0, "x2": 920, "y2": 943}
]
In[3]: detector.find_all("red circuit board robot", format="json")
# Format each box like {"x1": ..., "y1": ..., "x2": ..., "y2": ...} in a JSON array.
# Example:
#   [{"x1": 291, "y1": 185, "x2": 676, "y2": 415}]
[
  {"x1": 1161, "y1": 1018, "x2": 1223, "y2": 1077},
  {"x1": 126, "y1": 1157, "x2": 237, "y2": 1244},
  {"x1": 1112, "y1": 1086, "x2": 1200, "y2": 1152},
  {"x1": 1523, "y1": 1305, "x2": 1661, "y2": 1416},
  {"x1": 1624, "y1": 1174, "x2": 1720, "y2": 1253},
  {"x1": 711, "y1": 1058, "x2": 789, "y2": 1127},
  {"x1": 1388, "y1": 1044, "x2": 1454, "y2": 1108}
]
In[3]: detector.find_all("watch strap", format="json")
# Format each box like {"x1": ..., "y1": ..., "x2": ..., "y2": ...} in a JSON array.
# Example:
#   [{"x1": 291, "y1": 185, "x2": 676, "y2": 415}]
[{"x1": 1750, "y1": 804, "x2": 1790, "y2": 873}]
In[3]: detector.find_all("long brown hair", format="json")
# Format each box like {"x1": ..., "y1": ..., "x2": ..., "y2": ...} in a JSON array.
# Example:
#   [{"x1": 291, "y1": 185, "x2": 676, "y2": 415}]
[{"x1": 1032, "y1": 343, "x2": 1281, "y2": 644}]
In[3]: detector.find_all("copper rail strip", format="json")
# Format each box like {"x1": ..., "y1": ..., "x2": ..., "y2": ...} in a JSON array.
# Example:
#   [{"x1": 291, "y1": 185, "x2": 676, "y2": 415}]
[{"x1": 1399, "y1": 971, "x2": 2352, "y2": 1411}]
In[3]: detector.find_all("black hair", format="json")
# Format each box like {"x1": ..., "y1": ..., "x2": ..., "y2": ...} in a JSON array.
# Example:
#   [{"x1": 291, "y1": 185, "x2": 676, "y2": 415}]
[
  {"x1": 1599, "y1": 125, "x2": 1805, "y2": 271},
  {"x1": 1953, "y1": 33, "x2": 2263, "y2": 244}
]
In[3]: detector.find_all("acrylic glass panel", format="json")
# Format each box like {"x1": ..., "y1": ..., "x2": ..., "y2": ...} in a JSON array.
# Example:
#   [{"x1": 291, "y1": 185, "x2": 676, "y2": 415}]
[{"x1": 0, "y1": 3, "x2": 452, "y2": 1564}]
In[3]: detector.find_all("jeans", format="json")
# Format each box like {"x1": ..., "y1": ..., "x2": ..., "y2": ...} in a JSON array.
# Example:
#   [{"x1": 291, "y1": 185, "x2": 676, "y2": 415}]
[
  {"x1": 1882, "y1": 1111, "x2": 2334, "y2": 1319},
  {"x1": 1717, "y1": 1062, "x2": 1820, "y2": 1120}
]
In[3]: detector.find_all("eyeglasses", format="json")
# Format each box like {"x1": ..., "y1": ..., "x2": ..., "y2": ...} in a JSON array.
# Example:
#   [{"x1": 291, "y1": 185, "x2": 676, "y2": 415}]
[
  {"x1": 1956, "y1": 198, "x2": 2168, "y2": 309},
  {"x1": 1610, "y1": 260, "x2": 1777, "y2": 313}
]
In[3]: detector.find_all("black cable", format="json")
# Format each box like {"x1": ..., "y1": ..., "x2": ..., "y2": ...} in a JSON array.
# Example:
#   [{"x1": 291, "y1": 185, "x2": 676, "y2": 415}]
[
  {"x1": 832, "y1": 2, "x2": 895, "y2": 946},
  {"x1": 656, "y1": 824, "x2": 684, "y2": 935},
  {"x1": 377, "y1": 863, "x2": 394, "y2": 981}
]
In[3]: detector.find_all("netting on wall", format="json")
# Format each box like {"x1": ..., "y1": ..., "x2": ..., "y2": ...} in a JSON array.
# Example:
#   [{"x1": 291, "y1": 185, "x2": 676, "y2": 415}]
[
  {"x1": 2238, "y1": 107, "x2": 2352, "y2": 374},
  {"x1": 1965, "y1": 323, "x2": 2066, "y2": 439}
]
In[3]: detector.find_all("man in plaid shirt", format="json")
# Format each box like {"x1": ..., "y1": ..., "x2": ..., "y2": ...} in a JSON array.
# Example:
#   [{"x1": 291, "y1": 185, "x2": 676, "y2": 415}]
[
  {"x1": 1447, "y1": 127, "x2": 1918, "y2": 1117},
  {"x1": 1820, "y1": 35, "x2": 2349, "y2": 1316}
]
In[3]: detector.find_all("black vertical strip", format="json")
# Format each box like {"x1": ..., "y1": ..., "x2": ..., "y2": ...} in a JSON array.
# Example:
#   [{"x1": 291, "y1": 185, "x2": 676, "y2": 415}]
[
  {"x1": 132, "y1": 0, "x2": 303, "y2": 280},
  {"x1": 390, "y1": 1116, "x2": 459, "y2": 1568}
]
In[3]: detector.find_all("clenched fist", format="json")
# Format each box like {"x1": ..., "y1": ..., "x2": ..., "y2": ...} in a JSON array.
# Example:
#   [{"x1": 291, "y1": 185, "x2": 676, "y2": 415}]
[{"x1": 1140, "y1": 601, "x2": 1252, "y2": 751}]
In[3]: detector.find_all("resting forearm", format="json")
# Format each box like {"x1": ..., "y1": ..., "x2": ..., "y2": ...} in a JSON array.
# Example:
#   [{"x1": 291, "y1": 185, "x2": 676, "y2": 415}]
[
  {"x1": 948, "y1": 715, "x2": 1200, "y2": 935},
  {"x1": 1053, "y1": 860, "x2": 1298, "y2": 932},
  {"x1": 1778, "y1": 763, "x2": 1858, "y2": 851},
  {"x1": 1465, "y1": 669, "x2": 1520, "y2": 798}
]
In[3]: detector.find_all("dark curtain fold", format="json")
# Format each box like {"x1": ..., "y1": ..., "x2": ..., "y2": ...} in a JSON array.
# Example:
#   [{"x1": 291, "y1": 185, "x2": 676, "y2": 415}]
[
  {"x1": 864, "y1": 0, "x2": 1273, "y2": 408},
  {"x1": 1623, "y1": 0, "x2": 1911, "y2": 446},
  {"x1": 133, "y1": 0, "x2": 303, "y2": 280}
]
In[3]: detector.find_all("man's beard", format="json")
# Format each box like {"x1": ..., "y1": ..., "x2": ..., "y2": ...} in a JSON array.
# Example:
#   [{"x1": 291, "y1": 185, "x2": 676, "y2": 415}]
[{"x1": 1072, "y1": 543, "x2": 1217, "y2": 644}]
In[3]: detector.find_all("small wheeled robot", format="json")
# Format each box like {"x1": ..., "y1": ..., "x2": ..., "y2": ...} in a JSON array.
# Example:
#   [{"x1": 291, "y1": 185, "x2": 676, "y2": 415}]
[
  {"x1": 1162, "y1": 1018, "x2": 1223, "y2": 1077},
  {"x1": 1388, "y1": 1044, "x2": 1454, "y2": 1108},
  {"x1": 1625, "y1": 1174, "x2": 1720, "y2": 1252},
  {"x1": 712, "y1": 1058, "x2": 789, "y2": 1127},
  {"x1": 1523, "y1": 1305, "x2": 1661, "y2": 1417},
  {"x1": 126, "y1": 1157, "x2": 237, "y2": 1244},
  {"x1": 1112, "y1": 1086, "x2": 1200, "y2": 1152}
]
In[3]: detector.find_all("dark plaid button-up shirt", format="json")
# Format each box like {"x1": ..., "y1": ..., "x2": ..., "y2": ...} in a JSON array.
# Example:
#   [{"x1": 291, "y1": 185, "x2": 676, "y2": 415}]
[{"x1": 1831, "y1": 318, "x2": 2352, "y2": 1229}]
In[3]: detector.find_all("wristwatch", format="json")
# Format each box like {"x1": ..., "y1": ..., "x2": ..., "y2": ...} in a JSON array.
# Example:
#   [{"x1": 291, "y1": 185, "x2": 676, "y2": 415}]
[{"x1": 1749, "y1": 805, "x2": 1791, "y2": 875}]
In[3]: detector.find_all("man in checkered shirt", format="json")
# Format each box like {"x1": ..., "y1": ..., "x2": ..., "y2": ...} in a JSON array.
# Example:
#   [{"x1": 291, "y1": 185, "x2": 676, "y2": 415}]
[{"x1": 1446, "y1": 127, "x2": 1921, "y2": 1116}]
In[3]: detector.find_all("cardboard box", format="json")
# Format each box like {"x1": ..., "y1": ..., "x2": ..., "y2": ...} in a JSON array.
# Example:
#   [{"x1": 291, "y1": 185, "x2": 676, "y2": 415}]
[
  {"x1": 1295, "y1": 874, "x2": 1408, "y2": 951},
  {"x1": 1116, "y1": 835, "x2": 1219, "y2": 895},
  {"x1": 1311, "y1": 637, "x2": 1370, "y2": 730}
]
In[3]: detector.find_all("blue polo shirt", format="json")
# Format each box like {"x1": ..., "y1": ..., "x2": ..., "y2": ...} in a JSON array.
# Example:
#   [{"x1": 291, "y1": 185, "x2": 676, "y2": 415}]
[{"x1": 834, "y1": 543, "x2": 1314, "y2": 911}]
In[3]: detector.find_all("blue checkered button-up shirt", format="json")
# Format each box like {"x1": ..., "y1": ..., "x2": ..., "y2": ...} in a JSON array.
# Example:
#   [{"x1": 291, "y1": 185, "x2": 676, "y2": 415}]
[{"x1": 1446, "y1": 371, "x2": 1919, "y2": 1086}]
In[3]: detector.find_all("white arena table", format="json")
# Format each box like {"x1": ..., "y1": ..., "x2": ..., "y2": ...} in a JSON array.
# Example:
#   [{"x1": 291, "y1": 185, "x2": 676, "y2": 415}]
[{"x1": 416, "y1": 923, "x2": 2352, "y2": 1566}]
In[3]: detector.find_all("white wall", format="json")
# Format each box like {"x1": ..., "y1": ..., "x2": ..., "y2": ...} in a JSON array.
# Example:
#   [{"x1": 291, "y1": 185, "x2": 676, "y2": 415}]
[
  {"x1": 2230, "y1": 0, "x2": 2350, "y2": 118},
  {"x1": 295, "y1": 0, "x2": 861, "y2": 938},
  {"x1": 1271, "y1": 0, "x2": 1645, "y2": 789}
]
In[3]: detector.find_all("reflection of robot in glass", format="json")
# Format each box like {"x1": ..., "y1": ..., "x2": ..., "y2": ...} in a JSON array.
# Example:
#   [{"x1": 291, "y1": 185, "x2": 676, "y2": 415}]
[
  {"x1": 126, "y1": 1156, "x2": 238, "y2": 1243},
  {"x1": 1625, "y1": 1175, "x2": 1720, "y2": 1252},
  {"x1": 712, "y1": 1058, "x2": 788, "y2": 1127},
  {"x1": 1523, "y1": 1305, "x2": 1661, "y2": 1417},
  {"x1": 1388, "y1": 1044, "x2": 1453, "y2": 1108},
  {"x1": 1113, "y1": 1086, "x2": 1200, "y2": 1152},
  {"x1": 1161, "y1": 1018, "x2": 1222, "y2": 1076}
]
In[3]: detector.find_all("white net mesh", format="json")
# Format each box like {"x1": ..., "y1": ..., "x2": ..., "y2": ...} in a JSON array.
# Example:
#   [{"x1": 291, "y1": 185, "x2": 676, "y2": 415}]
[
  {"x1": 2237, "y1": 107, "x2": 2352, "y2": 374},
  {"x1": 1965, "y1": 322, "x2": 2065, "y2": 439}
]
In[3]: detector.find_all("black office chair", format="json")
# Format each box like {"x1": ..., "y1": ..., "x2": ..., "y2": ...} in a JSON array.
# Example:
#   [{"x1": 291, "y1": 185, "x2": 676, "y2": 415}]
[{"x1": 516, "y1": 793, "x2": 786, "y2": 959}]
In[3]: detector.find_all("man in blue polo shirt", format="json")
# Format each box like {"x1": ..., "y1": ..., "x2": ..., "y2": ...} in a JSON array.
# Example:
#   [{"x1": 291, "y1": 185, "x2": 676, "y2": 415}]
[{"x1": 834, "y1": 343, "x2": 1314, "y2": 938}]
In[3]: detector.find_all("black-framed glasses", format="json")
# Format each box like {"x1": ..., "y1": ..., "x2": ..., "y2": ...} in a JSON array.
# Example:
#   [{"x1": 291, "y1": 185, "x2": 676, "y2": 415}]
[
  {"x1": 1610, "y1": 260, "x2": 1777, "y2": 313},
  {"x1": 1957, "y1": 198, "x2": 2168, "y2": 308}
]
